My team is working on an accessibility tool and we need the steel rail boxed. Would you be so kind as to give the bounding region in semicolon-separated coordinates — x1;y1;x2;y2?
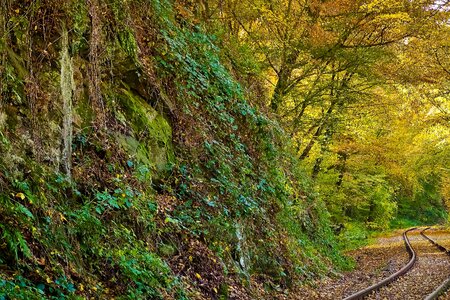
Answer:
421;227;450;300
420;227;450;255
342;228;417;300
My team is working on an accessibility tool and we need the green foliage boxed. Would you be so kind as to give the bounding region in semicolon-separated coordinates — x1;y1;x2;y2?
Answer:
367;185;397;230
0;277;46;300
390;217;421;229
317;167;398;234
107;0;139;61
0;224;31;262
0;49;26;106
396;174;447;225
0;274;84;300
0;191;34;262
112;247;181;299
147;0;347;282
94;187;134;214
337;222;369;250
68;0;89;55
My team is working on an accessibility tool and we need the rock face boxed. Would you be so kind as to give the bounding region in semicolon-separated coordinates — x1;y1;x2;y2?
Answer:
114;87;174;173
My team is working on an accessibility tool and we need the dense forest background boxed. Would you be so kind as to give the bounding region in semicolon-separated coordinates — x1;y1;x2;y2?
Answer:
0;0;448;299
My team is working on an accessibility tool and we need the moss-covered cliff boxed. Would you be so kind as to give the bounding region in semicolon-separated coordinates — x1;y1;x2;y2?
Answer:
0;0;347;299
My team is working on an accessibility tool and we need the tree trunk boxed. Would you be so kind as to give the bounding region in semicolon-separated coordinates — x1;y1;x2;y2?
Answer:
311;126;334;179
270;51;298;112
311;157;322;180
336;151;348;187
271;67;290;111
299;100;336;160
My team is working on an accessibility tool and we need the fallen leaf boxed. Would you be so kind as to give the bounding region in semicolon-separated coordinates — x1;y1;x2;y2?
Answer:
59;213;67;222
15;192;25;200
37;257;46;266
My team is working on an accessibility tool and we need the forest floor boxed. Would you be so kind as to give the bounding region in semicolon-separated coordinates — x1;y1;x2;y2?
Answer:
282;228;450;300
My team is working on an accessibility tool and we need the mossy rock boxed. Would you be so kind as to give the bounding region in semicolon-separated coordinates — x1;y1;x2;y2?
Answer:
72;57;94;130
1;45;27;106
6;46;28;81
157;243;176;257
113;87;174;174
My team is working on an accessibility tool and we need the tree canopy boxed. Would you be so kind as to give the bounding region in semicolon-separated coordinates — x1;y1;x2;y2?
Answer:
189;0;450;233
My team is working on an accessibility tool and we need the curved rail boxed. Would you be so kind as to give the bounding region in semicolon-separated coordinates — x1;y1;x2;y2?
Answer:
425;278;450;300
421;227;450;300
420;227;450;255
342;228;417;300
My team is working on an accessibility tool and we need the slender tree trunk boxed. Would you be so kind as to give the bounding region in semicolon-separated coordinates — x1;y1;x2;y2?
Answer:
311;157;322;180
311;127;333;179
299;100;336;160
336;151;348;187
299;124;323;160
299;70;354;160
296;100;308;122
289;100;309;139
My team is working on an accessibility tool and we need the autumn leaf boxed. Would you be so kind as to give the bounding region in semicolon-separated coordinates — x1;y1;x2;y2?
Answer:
59;213;67;222
15;192;25;200
37;257;46;266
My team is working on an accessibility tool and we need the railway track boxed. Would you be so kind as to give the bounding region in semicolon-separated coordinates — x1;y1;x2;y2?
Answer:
343;227;450;300
343;227;417;300
420;227;450;300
